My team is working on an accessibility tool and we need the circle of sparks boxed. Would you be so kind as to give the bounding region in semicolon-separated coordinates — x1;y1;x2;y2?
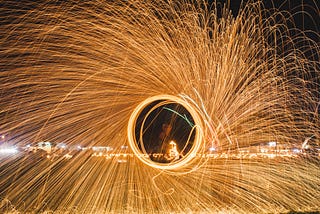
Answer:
127;94;203;170
0;0;319;212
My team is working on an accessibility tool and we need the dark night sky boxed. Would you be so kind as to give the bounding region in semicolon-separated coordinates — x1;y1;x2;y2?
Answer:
221;0;319;100
1;0;318;43
213;0;319;43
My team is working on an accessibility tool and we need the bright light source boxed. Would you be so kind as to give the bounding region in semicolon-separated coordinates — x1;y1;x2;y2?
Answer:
268;142;277;147
57;143;66;149
92;146;113;151
209;147;215;152
0;147;18;154
292;148;301;153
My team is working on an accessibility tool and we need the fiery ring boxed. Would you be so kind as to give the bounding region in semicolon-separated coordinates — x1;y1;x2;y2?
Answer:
127;94;204;170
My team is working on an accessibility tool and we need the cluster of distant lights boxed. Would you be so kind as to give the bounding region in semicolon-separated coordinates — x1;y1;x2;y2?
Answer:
0;135;319;159
0;147;318;159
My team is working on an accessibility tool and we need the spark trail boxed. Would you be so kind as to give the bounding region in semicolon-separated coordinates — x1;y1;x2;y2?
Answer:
0;0;319;213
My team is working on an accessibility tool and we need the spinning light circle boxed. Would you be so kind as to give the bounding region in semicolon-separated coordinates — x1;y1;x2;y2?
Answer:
127;95;203;170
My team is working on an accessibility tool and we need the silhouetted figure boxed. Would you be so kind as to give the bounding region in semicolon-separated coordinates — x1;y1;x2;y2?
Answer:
150;123;181;163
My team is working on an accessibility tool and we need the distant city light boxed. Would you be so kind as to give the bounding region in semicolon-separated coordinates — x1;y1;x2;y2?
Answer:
57;143;67;149
121;145;128;149
92;146;113;151
268;142;277;147
38;141;52;153
209;147;216;152
0;147;18;154
292;148;301;153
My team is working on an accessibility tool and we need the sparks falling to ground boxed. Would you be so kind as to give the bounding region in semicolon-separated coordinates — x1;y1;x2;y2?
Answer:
0;0;319;213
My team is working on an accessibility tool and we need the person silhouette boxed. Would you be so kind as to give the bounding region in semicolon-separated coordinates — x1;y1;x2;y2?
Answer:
151;123;173;162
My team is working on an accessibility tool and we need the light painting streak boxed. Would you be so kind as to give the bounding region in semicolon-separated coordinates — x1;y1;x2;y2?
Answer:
0;0;319;213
